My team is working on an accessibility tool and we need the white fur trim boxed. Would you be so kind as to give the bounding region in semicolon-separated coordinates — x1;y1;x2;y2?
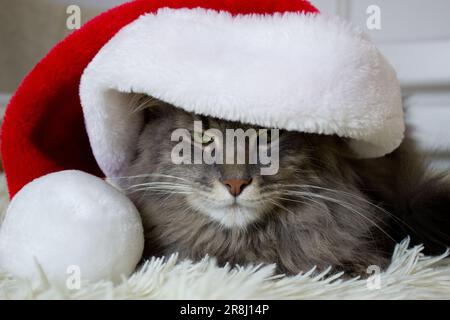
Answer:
80;8;404;177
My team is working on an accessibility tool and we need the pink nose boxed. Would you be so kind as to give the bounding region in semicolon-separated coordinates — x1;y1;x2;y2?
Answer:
222;179;252;197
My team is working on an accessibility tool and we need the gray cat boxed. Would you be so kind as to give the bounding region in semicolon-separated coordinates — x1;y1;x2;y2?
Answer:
117;95;450;276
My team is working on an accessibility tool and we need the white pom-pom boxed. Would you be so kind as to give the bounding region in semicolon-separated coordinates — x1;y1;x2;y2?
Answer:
0;170;144;286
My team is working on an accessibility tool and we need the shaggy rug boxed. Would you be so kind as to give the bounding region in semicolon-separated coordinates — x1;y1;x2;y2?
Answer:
0;173;449;300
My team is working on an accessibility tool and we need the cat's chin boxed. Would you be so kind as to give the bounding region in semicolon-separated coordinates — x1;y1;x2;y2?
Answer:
203;204;261;229
188;197;262;228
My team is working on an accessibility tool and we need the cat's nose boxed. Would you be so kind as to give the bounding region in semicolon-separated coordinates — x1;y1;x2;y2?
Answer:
222;179;252;197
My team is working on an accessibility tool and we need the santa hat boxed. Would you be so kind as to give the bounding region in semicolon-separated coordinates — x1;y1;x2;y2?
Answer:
1;0;404;198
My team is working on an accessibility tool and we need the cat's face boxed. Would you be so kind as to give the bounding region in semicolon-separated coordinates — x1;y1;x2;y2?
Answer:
121;98;350;229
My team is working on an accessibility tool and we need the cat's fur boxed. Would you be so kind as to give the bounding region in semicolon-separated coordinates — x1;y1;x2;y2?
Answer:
117;96;450;276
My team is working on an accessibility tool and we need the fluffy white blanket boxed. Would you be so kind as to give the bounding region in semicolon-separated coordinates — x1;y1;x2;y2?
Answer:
0;174;449;300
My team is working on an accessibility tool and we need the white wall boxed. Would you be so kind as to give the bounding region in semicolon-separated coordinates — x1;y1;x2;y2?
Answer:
46;0;129;8
314;0;450;168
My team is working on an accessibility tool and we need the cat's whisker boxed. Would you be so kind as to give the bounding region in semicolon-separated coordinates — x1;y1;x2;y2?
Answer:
110;173;190;183
272;194;375;240
267;199;308;230
128;186;192;192
278;183;418;233
123;179;193;191
125;188;192;196
129;187;192;193
272;184;389;226
280;189;385;227
272;196;333;220
124;182;193;198
127;186;192;192
128;95;163;115
126;190;193;198
124;182;192;191
279;190;396;242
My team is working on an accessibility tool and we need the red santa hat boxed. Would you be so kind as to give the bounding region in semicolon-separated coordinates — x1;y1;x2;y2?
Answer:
1;0;404;198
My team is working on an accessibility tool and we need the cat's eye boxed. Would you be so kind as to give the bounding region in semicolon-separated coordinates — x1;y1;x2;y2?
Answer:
193;131;214;146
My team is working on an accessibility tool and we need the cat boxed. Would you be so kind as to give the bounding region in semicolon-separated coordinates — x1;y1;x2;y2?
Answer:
116;95;450;276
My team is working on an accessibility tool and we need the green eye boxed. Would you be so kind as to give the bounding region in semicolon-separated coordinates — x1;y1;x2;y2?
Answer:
193;131;214;145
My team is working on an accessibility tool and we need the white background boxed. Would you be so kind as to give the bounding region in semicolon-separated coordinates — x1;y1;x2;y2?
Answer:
1;0;449;168
314;0;450;168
